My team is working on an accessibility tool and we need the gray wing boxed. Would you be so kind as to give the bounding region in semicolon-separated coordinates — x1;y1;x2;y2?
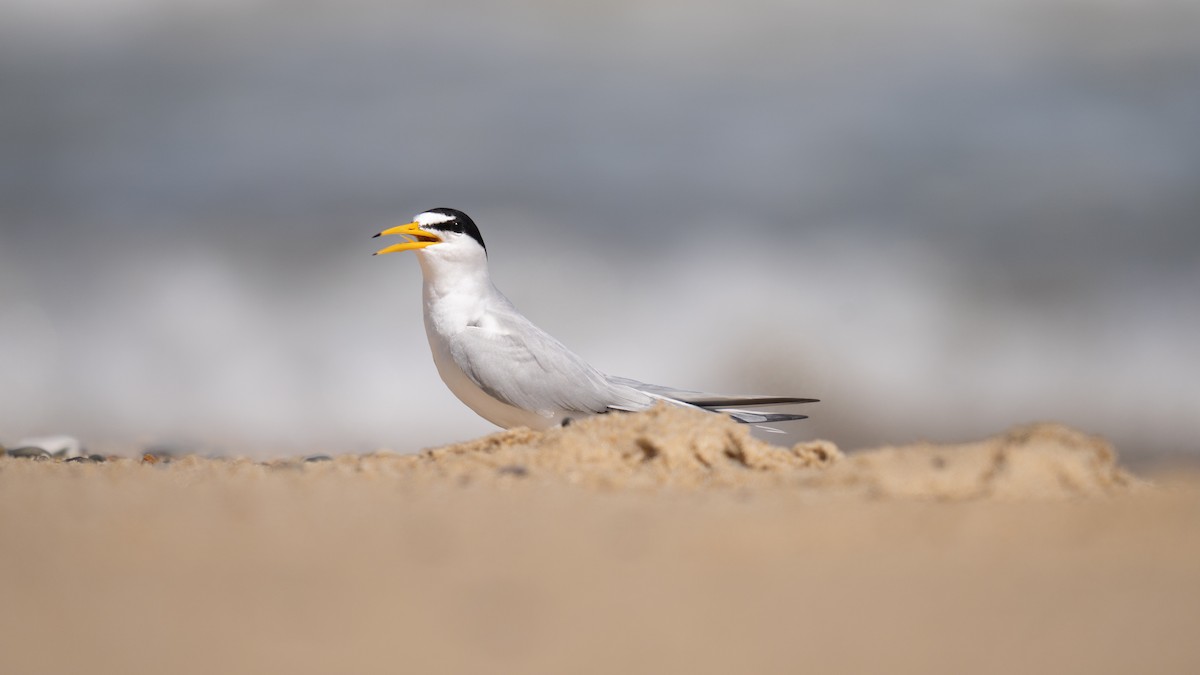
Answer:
447;302;652;416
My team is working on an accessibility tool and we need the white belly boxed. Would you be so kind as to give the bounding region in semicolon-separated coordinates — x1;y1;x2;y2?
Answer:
425;328;562;430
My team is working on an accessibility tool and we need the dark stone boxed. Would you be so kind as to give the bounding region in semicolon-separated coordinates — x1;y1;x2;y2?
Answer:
7;446;51;459
303;454;333;463
496;464;529;477
66;455;107;463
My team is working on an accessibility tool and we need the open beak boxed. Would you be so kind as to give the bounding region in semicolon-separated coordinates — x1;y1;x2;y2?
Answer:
372;221;443;255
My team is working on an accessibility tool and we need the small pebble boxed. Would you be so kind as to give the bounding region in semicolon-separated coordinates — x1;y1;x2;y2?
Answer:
303;454;333;463
7;446;51;460
14;435;84;458
497;464;529;477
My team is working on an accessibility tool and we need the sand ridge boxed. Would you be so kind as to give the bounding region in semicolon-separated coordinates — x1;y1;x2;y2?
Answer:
1;404;1136;499
295;404;1133;498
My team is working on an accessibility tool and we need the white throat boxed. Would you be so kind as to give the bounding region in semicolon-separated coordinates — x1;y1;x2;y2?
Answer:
415;243;492;302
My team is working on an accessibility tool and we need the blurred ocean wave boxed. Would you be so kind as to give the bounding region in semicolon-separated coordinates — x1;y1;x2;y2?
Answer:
1;0;1197;456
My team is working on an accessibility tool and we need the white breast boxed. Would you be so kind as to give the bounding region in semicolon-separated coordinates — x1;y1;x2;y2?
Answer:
420;275;564;430
423;322;561;430
414;241;620;430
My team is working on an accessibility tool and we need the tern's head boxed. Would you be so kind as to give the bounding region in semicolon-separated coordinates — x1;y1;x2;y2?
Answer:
372;208;487;262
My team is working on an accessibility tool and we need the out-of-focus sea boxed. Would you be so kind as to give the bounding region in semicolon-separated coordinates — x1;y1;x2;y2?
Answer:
1;0;1197;458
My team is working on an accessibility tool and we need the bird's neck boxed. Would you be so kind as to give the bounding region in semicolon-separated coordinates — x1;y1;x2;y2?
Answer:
417;254;495;308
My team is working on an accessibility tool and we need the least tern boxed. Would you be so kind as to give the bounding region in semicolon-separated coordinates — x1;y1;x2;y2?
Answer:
373;208;817;430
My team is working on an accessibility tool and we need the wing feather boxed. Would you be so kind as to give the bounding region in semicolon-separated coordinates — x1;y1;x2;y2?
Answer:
440;297;815;426
446;303;651;416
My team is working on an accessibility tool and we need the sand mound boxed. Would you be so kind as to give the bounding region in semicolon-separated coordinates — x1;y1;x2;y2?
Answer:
814;422;1136;499
382;403;840;489
307;404;1131;498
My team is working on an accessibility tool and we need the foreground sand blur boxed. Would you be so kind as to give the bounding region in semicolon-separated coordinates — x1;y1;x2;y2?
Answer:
1;406;1197;674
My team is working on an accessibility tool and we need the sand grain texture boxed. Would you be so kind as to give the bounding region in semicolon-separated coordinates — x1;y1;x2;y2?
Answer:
1;406;1196;675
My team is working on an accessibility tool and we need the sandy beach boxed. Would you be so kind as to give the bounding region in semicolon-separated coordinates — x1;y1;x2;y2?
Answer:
2;406;1197;675
4;1;1199;673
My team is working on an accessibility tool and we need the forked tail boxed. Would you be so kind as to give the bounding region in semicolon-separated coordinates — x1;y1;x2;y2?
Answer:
606;376;818;428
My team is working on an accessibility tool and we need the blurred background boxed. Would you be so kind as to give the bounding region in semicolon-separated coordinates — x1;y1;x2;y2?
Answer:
1;0;1196;461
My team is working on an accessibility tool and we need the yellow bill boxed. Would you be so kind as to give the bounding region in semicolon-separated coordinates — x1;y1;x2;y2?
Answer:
372;221;443;255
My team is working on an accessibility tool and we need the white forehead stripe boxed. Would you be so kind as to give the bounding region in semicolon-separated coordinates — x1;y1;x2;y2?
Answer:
414;211;456;226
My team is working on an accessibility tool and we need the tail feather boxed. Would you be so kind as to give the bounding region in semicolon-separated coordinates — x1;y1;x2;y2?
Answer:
607;376;817;426
719;409;810;424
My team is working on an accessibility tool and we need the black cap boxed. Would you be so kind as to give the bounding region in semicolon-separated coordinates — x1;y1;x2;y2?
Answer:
421;207;486;253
